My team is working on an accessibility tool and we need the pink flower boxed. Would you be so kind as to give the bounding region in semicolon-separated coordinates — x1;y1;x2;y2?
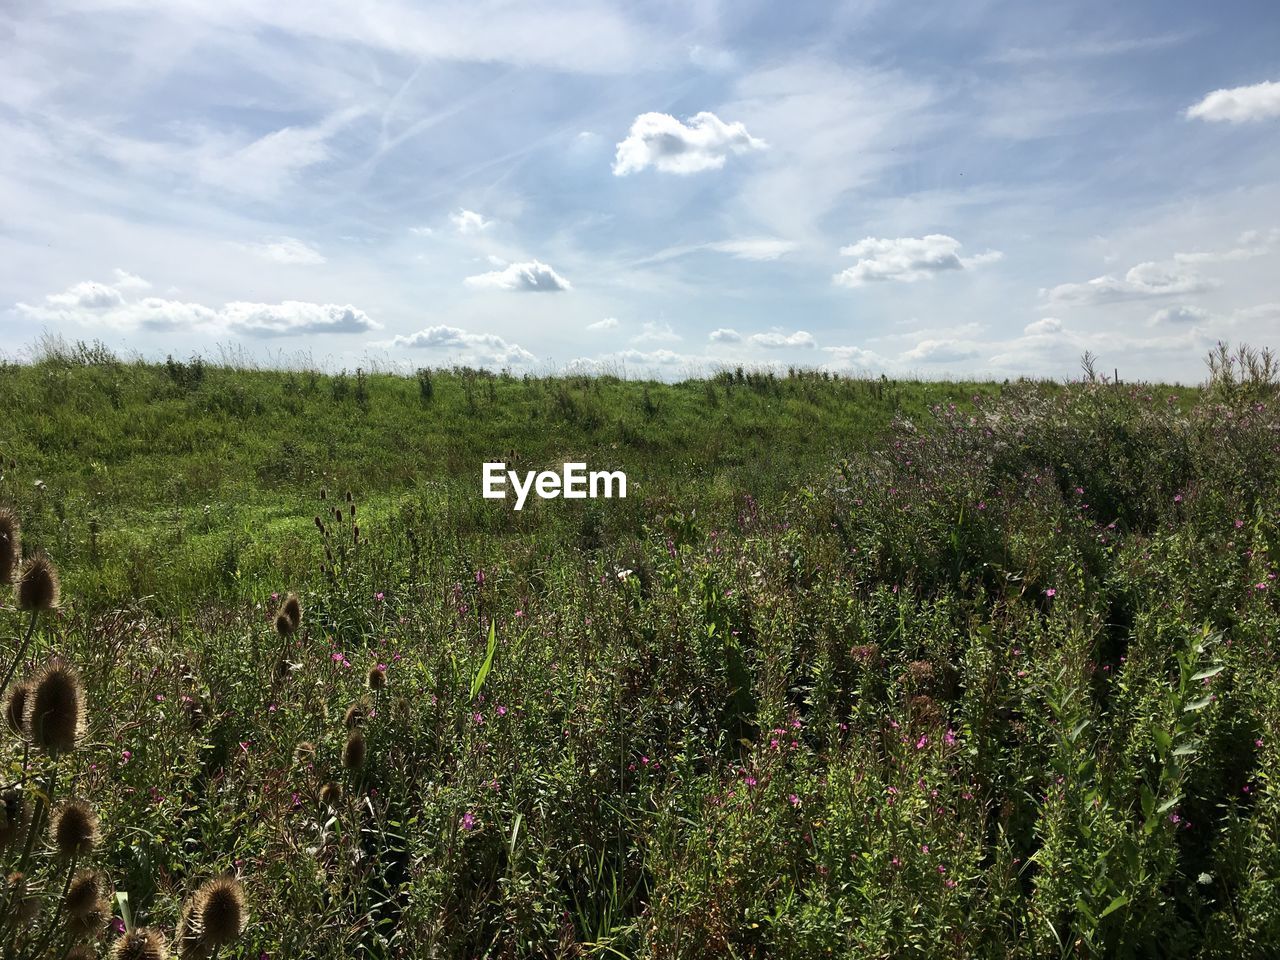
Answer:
459;811;477;831
789;793;801;807
496;705;508;717
1044;588;1056;598
1235;519;1245;529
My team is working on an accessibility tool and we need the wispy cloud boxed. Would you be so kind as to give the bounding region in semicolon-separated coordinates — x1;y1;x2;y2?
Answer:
239;236;326;265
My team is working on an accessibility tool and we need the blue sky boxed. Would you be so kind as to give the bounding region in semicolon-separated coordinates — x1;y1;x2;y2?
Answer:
2;0;1279;381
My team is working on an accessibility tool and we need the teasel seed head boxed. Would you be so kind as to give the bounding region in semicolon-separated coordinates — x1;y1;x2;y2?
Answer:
0;507;19;586
24;658;87;755
66;870;106;918
50;799;100;857
65;945;99;960
343;700;367;729
293;741;316;765
319;487;327;501
16;551;60;611
183;876;247;951
345;490;353;503
5;871;40;924
352;525;359;545
0;789;26;848
314;515;324;532
332;507;342;524
281;593;302;632
342;730;366;770
65;897;111;941
2;679;31;736
111;927;168;960
367;665;387;691
349;503;356;520
319;781;343;807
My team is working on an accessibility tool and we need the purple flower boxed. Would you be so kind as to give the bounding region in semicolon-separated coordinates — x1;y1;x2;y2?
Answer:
460;811;477;831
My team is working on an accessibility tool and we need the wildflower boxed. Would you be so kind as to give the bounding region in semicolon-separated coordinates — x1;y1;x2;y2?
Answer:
459;811;477;831
24;658;86;754
1044;588;1056;598
789;793;801;808
0;507;19;586
50;800;100;857
111;927;169;960
16;551;60;611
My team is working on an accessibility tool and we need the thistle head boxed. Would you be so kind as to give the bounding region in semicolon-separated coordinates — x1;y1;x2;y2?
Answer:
183;876;247;951
367;665;387;692
111;927;168;960
319;781;343;808
2;680;31;736
65;870;106;918
0;507;19;586
24;658;86;755
342;730;366;771
50;800;100;858
16;551;60;612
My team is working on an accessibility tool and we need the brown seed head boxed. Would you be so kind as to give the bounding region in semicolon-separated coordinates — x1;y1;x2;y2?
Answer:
0;507;19;586
65;898;111;941
111;927;168;960
65;945;99;960
343;701;367;729
66;870;106;918
319;781;343;807
6;871;40;924
342;731;366;770
2;680;30;736
367;665;387;691
281;593;301;632
50;800;100;857
24;658;86;754
16;552;60;611
293;741;316;765
188;876;247;949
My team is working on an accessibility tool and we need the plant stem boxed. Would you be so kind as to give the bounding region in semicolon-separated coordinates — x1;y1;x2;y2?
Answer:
0;611;39;703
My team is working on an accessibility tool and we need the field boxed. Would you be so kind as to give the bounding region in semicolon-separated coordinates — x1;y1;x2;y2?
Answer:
2;341;1279;958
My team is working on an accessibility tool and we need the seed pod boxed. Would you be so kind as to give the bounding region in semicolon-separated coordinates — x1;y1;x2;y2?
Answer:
2;680;31;736
367;665;387;691
111;927;168;960
319;781;343;807
342;731;366;771
179;876;246;955
50;800;100;857
16;552;60;611
65;870;106;918
24;658;86;755
343;701;367;729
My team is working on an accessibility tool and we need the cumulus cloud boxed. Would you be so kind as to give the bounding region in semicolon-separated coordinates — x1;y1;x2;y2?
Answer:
834;235;1001;287
709;238;797;260
901;338;981;363
824;345;886;368
613;111;766;175
631;321;682;344
111;269;151;290
1186;80;1280;122
464;260;571;292
1174;228;1280;264
1042;261;1216;305
748;330;817;349
1148;305;1213;327
238;236;326;265
587;317;619;331
384;325;536;366
709;328;742;343
1024;317;1063;335
17;275;379;337
451;209;493;234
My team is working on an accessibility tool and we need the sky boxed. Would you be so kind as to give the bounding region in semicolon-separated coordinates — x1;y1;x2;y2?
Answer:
2;0;1279;382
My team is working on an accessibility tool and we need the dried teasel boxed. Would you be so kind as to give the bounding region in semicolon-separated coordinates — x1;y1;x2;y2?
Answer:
2;679;31;736
367;665;387;692
178;876;246;956
281;593;302;632
49;799;100;858
66;898;111;941
5;871;40;924
24;658;86;754
342;730;366;771
319;781;343;807
0;507;19;586
343;700;367;729
65;870;106;918
65;945;99;960
293;741;316;765
16;551;60;612
111;927;168;960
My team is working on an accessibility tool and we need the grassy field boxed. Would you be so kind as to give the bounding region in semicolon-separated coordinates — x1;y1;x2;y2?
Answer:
2;341;1279;958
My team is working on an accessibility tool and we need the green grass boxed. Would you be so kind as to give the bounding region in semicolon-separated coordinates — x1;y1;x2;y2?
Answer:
6;342;1280;959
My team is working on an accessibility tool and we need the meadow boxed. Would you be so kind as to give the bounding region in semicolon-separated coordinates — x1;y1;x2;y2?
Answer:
1;339;1278;959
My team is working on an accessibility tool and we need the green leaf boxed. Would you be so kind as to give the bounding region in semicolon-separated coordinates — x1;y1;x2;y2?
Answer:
1099;895;1129;919
1140;784;1155;819
1152;726;1173;754
470;620;497;702
1191;665;1224;681
1172;742;1199;757
1184;695;1214;713
1157;795;1181;815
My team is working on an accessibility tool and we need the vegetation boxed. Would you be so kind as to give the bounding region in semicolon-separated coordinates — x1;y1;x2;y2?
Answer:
2;339;1279;958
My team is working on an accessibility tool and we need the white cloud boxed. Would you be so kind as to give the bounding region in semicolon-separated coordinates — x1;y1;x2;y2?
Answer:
901;338;981;363
1174;228;1280;264
587;317;619;331
709;328;742;343
240;236;326;265
18;276;379;337
1042;261;1216;305
111;269;150;290
464;260;571;292
1186;81;1280;123
1148;305;1213;327
221;301;378;337
708;238;797;260
383;325;536;366
834;235;1001;287
631;321;682;344
450;209;493;234
613;111;766;176
748;330;817;349
824;345;885;368
408;226;434;236
1024;317;1063;336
